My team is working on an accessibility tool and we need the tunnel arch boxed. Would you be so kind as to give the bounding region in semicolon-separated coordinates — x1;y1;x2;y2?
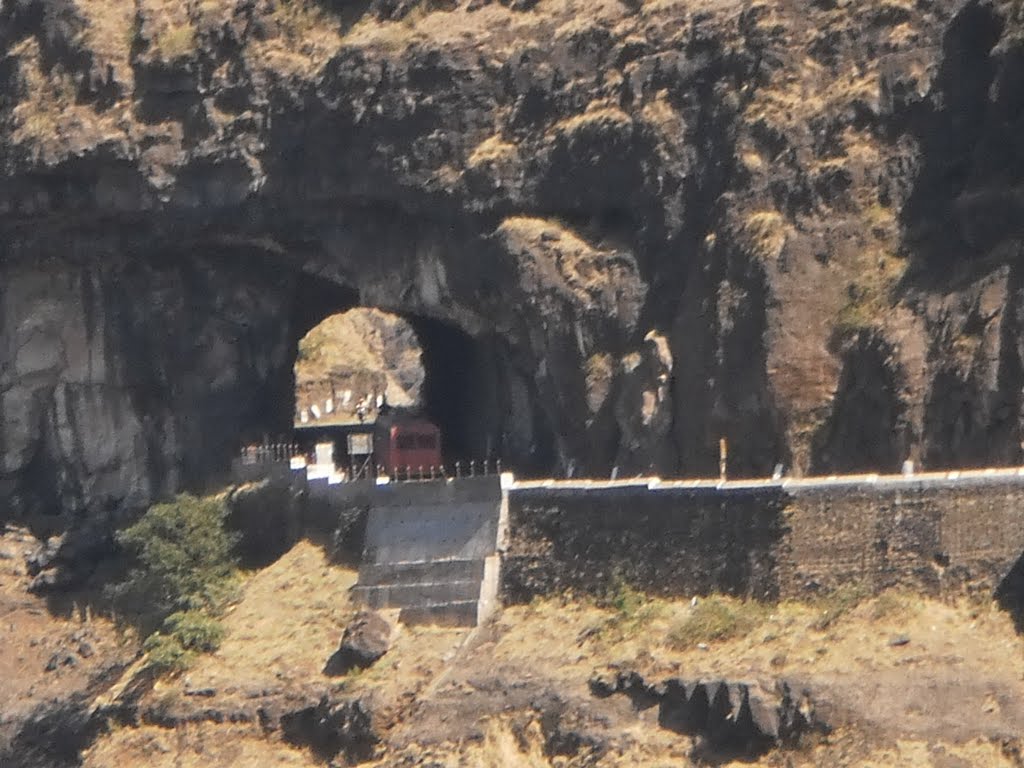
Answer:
273;270;556;475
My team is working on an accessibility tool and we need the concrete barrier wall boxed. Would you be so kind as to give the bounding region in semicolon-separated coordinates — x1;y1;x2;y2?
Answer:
306;478;376;532
503;476;1024;603
501;484;788;603
362;477;503;565
371;476;503;506
230;460;298;485
782;480;1024;597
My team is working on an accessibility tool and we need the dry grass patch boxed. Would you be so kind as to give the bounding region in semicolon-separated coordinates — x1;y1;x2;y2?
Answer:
742;209;787;262
804;583;868;631
464;719;552;767
553;103;633;137
77;0;136;75
82;723;319;767
246;0;343;75
10;39;79;145
181;540;359;690
667;596;768;649
153;23;197;61
868;590;919;622
833;250;907;337
468;135;519;168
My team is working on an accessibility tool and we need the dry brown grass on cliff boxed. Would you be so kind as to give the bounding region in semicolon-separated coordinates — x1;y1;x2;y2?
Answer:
84;724;318;767
154;24;197;61
182;540;358;689
0;528;134;753
460;720;553;767
552;102;633;137
9;38;127;158
76;1;135;73
242;0;343;75
468;135;519;168
741;210;787;262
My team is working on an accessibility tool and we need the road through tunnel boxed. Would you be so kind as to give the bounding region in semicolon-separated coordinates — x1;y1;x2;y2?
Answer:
285;279;555;476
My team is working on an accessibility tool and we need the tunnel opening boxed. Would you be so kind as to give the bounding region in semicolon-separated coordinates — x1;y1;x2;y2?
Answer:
294;308;426;426
410;315;496;465
288;300;539;474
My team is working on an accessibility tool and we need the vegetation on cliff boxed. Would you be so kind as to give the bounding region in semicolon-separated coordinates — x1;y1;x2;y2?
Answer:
107;493;239;671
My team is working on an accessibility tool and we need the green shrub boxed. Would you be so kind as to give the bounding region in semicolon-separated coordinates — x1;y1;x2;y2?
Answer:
142;633;193;673
606;575;645;621
108;493;238;674
163;610;226;652
574;574;666;646
667;596;766;648
109;493;239;621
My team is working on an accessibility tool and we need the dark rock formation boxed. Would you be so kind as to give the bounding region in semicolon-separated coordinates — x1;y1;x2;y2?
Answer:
324;610;394;676
226;476;303;567
25;517;117;594
278;695;379;762
590;668;823;761
0;662;139;768
5;0;1024;534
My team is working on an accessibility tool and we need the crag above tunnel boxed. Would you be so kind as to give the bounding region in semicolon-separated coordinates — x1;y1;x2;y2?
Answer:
5;0;1024;527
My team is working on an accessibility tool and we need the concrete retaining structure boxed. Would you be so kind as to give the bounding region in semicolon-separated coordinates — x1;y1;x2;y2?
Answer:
351;476;505;627
502;470;1024;604
232;456;1024;620
501;481;788;603
783;474;1024;597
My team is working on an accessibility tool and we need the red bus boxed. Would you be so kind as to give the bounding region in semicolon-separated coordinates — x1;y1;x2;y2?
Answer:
373;416;442;476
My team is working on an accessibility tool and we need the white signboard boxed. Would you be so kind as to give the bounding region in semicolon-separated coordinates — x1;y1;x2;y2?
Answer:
314;442;334;468
348;433;373;456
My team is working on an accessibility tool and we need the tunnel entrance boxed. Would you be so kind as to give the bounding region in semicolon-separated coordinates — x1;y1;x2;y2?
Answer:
216;262;559;483
411;315;496;464
289;303;520;471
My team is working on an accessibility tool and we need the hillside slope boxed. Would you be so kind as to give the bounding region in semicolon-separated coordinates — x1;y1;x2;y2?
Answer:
5;529;1024;766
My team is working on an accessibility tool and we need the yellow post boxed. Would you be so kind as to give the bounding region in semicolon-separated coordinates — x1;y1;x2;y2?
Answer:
719;437;728;481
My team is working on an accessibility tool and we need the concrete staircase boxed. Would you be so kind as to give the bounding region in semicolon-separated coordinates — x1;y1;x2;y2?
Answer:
352;557;499;627
350;476;506;627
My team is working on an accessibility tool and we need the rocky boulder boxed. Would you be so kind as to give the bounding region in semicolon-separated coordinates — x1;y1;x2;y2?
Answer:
279;695;378;763
324;611;395;676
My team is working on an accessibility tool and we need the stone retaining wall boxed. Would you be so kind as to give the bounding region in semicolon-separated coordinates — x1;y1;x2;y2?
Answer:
502;476;1024;603
783;478;1024;598
500;483;788;603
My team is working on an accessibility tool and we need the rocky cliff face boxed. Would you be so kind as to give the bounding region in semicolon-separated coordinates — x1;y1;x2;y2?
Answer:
3;0;1024;527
